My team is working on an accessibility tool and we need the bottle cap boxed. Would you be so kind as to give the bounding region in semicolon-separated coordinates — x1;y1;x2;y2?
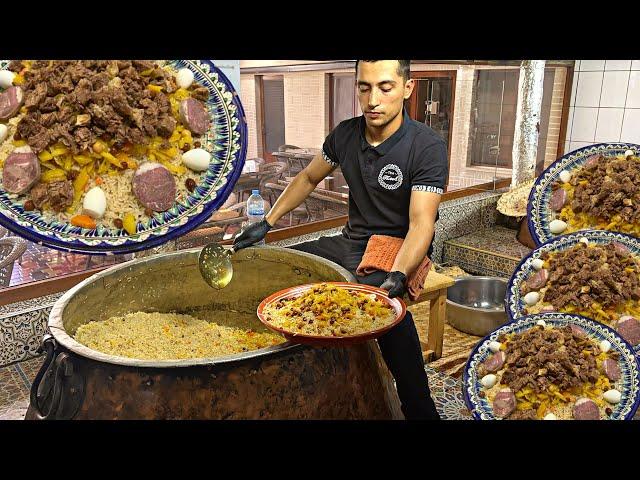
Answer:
252;189;260;195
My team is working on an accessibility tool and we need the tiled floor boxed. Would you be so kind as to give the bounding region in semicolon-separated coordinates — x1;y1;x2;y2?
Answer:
0;355;470;420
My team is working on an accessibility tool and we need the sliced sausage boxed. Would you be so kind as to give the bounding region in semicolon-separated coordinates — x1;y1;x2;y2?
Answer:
132;162;176;212
584;154;600;169
482;351;506;373
2;146;41;194
573;397;600;420
179;98;209;135
616;316;640;346
550;188;568;211
0;86;24;121
493;389;516;418
570;325;587;339
602;358;621;382
612;242;630;257
526;269;549;290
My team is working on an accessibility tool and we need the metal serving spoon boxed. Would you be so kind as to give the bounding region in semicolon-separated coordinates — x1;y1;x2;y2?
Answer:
198;242;236;289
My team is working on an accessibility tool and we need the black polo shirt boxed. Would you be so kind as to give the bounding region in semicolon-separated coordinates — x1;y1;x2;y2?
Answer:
322;109;448;257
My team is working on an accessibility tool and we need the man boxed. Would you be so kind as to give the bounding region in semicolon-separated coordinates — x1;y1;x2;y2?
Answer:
233;60;448;420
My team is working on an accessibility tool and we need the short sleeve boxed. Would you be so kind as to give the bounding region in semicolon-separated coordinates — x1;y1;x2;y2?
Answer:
410;141;448;195
321;128;340;168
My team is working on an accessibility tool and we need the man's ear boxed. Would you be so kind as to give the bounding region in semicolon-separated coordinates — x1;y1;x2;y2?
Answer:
404;78;415;100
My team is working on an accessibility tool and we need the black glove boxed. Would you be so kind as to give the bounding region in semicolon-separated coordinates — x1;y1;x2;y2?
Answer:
379;271;407;299
233;218;272;251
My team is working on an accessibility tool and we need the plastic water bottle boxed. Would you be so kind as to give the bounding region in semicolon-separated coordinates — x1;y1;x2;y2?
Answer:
246;189;266;245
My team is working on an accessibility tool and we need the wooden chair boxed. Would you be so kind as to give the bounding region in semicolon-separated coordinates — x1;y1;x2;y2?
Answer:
0;236;27;288
405;271;456;362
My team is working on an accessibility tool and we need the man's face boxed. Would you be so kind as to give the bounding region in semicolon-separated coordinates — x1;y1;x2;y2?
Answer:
356;61;414;129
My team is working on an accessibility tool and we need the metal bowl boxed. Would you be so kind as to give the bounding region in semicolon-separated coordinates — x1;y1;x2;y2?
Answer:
446;276;508;336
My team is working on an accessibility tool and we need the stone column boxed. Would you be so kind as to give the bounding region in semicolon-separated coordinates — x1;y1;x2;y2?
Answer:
511;60;546;187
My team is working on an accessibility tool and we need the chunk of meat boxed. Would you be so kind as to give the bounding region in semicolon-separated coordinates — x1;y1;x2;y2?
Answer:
47;180;74;212
573;397;600;420
179;98;209;135
132;163;176;212
1;147;41;194
29;182;49;209
492;389;516;418
0;86;24;121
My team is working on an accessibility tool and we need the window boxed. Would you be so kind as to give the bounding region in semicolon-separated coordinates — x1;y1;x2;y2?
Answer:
468;68;556;169
329;73;359;129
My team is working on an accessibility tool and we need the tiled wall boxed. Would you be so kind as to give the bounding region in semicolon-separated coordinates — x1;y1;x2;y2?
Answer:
241;75;258;159
566;60;640;152
283;72;327;148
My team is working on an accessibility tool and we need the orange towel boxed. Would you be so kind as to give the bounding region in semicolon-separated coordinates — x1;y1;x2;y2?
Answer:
356;235;432;301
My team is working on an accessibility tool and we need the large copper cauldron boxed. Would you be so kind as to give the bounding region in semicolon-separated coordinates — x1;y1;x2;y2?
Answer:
25;246;403;420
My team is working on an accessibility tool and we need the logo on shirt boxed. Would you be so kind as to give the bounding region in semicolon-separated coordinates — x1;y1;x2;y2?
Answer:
378;164;403;190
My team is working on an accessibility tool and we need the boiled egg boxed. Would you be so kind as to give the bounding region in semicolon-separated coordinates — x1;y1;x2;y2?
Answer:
536;319;547;327
176;68;194;89
531;258;544;271
549;219;567;234
82;186;107;219
0;124;8;143
181;148;210;172
579;237;589;245
603;389;621;404
480;374;497;389
559;170;571;183
599;340;611;353
625;149;635;158
488;341;502;353
524;291;540;306
543;413;557;420
0;70;15;89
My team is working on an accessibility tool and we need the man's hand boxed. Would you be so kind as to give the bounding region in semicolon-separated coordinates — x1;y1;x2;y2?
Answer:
233;219;272;251
379;271;407;299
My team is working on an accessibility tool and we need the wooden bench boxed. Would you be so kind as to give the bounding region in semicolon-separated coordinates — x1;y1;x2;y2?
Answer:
405;271;455;362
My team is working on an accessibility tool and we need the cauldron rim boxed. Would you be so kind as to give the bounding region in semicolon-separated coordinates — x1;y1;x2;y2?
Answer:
48;245;355;368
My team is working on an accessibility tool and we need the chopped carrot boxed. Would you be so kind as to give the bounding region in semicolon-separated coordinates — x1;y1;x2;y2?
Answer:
95;176;103;185
70;215;96;230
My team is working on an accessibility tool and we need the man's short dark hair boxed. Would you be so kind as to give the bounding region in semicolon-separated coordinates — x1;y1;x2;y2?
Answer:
355;60;411;82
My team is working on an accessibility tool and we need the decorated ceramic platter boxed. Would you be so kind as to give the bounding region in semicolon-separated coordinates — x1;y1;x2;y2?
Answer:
527;142;640;246
463;312;640;420
257;282;406;347
505;229;640;352
0;60;246;254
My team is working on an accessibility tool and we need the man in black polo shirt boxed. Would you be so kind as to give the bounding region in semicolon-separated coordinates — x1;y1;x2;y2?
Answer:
233;60;448;420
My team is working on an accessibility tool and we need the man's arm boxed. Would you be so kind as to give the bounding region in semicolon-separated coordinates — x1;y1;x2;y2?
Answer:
264;152;335;226
391;190;441;276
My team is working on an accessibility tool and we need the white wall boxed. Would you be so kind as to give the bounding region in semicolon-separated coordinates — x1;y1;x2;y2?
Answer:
566;60;640;152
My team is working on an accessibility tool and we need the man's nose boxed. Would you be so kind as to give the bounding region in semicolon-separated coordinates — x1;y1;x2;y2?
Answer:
368;89;380;108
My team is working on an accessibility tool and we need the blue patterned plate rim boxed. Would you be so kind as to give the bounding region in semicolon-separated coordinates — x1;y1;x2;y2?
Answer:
0;60;246;255
527;142;640;247
462;312;640;420
504;229;640;353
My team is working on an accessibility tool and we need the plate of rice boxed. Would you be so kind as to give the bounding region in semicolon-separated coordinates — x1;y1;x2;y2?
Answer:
505;230;640;352
463;312;640;420
527;142;640;246
0;60;246;254
257;282;406;346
